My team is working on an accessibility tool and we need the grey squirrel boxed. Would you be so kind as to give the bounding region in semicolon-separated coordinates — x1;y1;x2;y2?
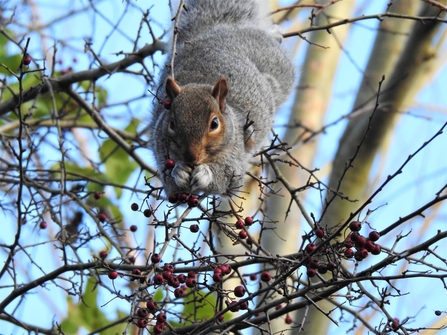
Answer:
150;0;295;197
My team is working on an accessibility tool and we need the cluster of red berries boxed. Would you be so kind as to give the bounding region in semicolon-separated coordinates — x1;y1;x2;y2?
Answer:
135;302;167;333
235;216;254;240
343;221;381;261
212;264;232;282
303;231;337;277
152;264;196;295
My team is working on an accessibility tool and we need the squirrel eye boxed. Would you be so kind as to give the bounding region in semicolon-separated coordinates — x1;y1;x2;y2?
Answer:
210;117;219;131
169;118;175;131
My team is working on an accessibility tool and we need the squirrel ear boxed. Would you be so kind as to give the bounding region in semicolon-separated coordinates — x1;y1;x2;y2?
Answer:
165;77;182;100
212;78;229;112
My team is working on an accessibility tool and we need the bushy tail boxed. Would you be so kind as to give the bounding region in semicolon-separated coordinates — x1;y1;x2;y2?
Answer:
179;0;261;38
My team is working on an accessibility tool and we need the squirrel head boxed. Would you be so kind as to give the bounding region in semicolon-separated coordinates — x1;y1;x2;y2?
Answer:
164;77;229;166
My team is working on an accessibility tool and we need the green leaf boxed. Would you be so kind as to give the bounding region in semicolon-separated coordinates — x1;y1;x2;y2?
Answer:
181;289;217;325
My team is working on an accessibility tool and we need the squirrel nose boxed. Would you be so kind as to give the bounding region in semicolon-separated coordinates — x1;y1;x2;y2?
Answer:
184;148;200;165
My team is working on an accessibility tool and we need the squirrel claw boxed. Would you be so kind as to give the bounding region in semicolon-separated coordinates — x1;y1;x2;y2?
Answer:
171;162;192;188
190;165;213;192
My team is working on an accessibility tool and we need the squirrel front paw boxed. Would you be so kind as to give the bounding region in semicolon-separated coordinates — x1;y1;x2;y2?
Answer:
190;164;213;192
171;162;192;189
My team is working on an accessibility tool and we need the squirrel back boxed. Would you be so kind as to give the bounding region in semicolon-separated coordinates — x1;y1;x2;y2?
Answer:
150;0;295;197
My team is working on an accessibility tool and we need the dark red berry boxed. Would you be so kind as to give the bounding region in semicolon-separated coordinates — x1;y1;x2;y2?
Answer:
146;300;158;311
308;258;319;269
163;100;172;110
164;158;175;169
143;209;152;217
234;285;245;297
128;256;136;264
239;301;248;310
108;271;118;280
314;228;325;238
275;303;283;310
185;277;196;288
174;287;185;298
98;213;107;222
131;203;139;211
93;191;102;200
369;231;380;242
216;312;225;322
137;307;149;318
305;243;317;253
162;270;172;281
212;273;223;282
190;224;199;233
327;261;337;271
39;221;47;229
136;318;148;328
239;230;247;239
130;225;138;232
349;221;361;231
350;232;360;242
153;323;164;334
229;301;240;312
132;269;142;276
168;276;180;288
153;274;164;285
187;271;196;278
156;313;167;323
371;244;381;255
177;274;186;283
151;253;161;263
220;264;231;275
344;248;354;258
260;271;271;282
365;240;375;252
99;250;108;259
179;193;189;203
164;263;174;271
22;54;32;65
235;219;244;229
187;196;199;207
344;235;354;248
354;235;366;248
168;193;179;203
390;318;399;330
307;268;316;277
244;216;254;226
358;248;369;259
285;315;293;324
249;273;257;281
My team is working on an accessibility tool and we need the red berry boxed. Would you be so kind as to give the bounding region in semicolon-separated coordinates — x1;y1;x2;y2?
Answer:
39;221;47;229
229;301;240;312
151;253;161;263
239;230;247;239
128;256;136;264
349;221;361;231
235;219;244;229
131;203;139;211
93;191;102;200
185;277;196;288
344;248;354;258
137;307;149;318
358;248;369;259
350;232;360;242
130;225;138;232
354;235;366;248
220;264;231;275
369;231;380;241
143;209;152;217
162;270;172;281
314;228;325;238
305;243;317;253
177;274;186;283
153;274;164;285
164;158;175;169
244;216;254;226
390;318;399;330
22;54;32;65
249;273;257;281
275;303;283;310
146;300;158;311
308;258;319;269
365;240;375;252
187;196;199;207
136;318;148;329
212;273;223;282
187;271;196;278
179;193;189;203
163;100;172;110
168;276;180;288
216;312;225;322
99;250;108;259
344;235;354;248
168;193;179;203
285;315;293;324
327;261;337;271
174;287;185;298
108;271;118;280
163;263;175;271
153;324;164;334
307;268;316;277
239;301;248;310
190;224;199;233
156;313;167;323
371;244;381;255
260;271;271;282
98;213;107;222
234;285;245;297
